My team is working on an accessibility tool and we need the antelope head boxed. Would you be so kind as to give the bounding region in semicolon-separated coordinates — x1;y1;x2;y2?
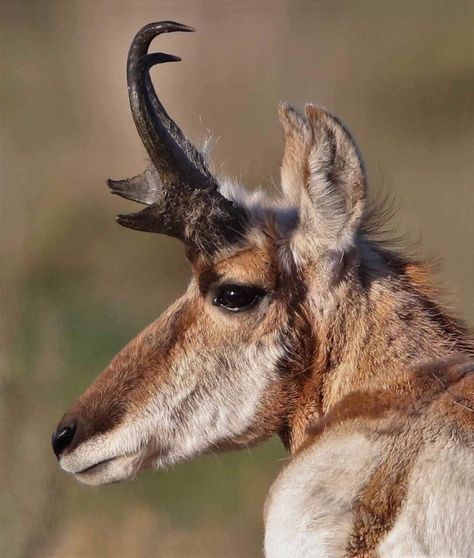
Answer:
52;21;366;485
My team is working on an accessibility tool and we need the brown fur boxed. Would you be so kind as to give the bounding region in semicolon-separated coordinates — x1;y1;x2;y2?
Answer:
297;357;474;556
54;92;473;556
57;102;474;463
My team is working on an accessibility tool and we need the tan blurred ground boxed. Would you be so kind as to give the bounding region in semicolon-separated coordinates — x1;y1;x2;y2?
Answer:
1;1;473;557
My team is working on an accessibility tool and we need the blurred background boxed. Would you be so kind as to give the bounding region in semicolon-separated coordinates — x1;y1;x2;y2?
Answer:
1;1;473;556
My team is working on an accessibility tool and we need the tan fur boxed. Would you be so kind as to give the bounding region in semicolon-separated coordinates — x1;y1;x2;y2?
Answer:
54;101;473;556
298;358;474;557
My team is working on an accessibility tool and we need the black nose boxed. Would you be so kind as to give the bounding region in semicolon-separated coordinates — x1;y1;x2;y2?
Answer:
51;422;77;458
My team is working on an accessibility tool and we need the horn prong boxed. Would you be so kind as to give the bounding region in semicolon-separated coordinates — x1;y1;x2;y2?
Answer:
108;21;247;254
142;53;181;69
115;208;161;232
107;178;153;206
116;204;183;238
107;165;162;206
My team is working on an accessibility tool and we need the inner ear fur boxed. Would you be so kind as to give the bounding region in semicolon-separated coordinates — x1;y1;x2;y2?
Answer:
279;103;367;252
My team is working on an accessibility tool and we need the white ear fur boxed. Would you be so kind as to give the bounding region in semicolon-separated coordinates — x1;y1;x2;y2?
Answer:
279;103;367;254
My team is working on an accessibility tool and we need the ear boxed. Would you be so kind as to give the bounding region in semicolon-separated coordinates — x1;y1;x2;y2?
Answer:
278;103;367;255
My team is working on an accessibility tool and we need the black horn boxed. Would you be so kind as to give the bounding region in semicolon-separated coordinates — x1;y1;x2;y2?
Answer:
107;21;246;254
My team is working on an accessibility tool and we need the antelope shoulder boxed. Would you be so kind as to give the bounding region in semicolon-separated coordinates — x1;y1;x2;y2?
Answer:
265;358;474;558
265;430;383;558
379;439;474;558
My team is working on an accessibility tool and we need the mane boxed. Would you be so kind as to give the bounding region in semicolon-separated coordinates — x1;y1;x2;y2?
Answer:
358;190;474;358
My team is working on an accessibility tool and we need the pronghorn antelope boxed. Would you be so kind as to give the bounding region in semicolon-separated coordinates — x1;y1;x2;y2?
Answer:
52;21;474;557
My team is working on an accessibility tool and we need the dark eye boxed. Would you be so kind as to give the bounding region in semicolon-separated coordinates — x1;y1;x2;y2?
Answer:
213;284;265;312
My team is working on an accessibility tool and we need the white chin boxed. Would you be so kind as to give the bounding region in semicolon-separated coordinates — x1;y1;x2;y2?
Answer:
73;455;140;486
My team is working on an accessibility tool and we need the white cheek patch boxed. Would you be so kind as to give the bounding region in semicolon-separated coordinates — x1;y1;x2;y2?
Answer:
60;336;283;480
146;339;284;467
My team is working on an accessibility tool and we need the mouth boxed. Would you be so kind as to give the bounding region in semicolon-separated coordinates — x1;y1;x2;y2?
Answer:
68;454;140;485
75;457;116;475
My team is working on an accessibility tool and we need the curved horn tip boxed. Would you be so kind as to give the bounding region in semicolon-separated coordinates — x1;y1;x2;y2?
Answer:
154;21;195;33
137;21;195;39
129;21;196;62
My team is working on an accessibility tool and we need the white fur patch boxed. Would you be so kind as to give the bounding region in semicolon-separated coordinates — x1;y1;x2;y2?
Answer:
265;431;381;558
378;437;474;558
60;337;283;483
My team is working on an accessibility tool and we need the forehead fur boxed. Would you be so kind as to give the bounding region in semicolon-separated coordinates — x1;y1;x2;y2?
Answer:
186;181;302;293
214;246;278;287
219;177;299;237
193;237;280;293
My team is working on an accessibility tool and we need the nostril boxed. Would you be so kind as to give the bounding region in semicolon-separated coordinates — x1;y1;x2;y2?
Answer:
51;422;77;458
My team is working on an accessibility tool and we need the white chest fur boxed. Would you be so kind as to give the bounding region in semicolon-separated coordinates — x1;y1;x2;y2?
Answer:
264;432;381;558
264;429;474;558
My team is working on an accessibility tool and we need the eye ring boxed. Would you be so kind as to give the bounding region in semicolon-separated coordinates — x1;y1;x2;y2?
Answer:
213;284;266;313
